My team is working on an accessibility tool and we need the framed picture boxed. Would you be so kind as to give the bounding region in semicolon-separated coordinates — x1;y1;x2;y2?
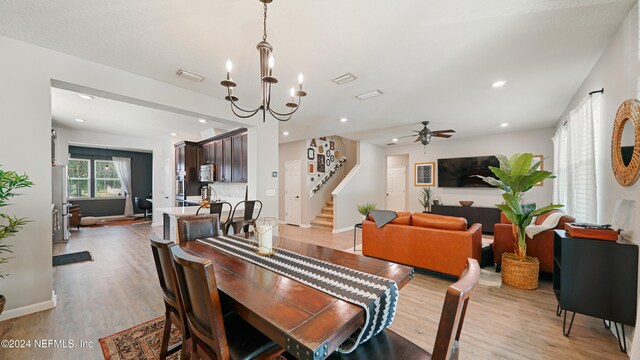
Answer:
317;154;326;173
533;155;544;186
307;148;315;160
415;162;435;186
307;161;315;175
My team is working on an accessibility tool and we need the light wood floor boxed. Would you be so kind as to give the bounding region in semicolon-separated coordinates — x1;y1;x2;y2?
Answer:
0;223;628;359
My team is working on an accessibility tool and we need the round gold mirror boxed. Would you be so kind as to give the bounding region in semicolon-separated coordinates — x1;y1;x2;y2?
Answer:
612;99;640;186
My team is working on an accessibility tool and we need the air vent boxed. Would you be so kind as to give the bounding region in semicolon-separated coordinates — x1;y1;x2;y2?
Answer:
356;90;383;100
331;73;357;85
386;143;397;146
176;69;206;82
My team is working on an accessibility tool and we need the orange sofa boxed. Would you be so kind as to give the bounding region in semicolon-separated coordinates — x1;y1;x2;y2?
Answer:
493;211;575;273
362;212;482;277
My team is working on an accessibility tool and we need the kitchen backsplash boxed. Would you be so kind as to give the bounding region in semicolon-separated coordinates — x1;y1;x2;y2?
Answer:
209;183;247;199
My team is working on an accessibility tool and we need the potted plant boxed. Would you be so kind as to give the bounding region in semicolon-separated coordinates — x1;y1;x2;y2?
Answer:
418;186;434;213
474;153;562;290
356;202;377;220
0;167;33;315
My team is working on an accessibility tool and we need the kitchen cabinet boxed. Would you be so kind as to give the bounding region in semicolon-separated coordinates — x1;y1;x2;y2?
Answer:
231;133;248;182
202;143;215;165
222;137;232;182
213;140;224;181
187;128;248;183
174;141;201;199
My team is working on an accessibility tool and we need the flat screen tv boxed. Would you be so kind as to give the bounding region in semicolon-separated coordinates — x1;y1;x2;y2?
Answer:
438;155;499;188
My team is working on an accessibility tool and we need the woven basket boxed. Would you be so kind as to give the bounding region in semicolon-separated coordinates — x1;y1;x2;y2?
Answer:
501;253;539;290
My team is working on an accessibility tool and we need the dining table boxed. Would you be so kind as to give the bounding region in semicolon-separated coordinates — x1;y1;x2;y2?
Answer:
181;234;414;360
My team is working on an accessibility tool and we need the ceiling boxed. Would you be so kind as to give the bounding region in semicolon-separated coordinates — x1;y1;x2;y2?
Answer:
51;87;235;142
1;0;634;145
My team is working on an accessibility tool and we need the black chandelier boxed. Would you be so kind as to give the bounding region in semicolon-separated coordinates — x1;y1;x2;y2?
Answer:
221;0;307;122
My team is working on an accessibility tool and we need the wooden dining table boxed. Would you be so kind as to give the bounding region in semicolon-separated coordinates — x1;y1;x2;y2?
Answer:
181;235;414;360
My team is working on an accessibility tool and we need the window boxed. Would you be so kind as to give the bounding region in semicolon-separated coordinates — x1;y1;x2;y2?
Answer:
68;159;90;198
94;160;122;197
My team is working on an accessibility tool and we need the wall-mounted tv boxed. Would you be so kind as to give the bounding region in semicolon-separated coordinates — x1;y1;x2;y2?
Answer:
438;155;499;188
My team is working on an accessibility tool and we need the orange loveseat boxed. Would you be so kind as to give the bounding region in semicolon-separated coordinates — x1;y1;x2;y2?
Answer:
493;211;575;273
362;212;482;277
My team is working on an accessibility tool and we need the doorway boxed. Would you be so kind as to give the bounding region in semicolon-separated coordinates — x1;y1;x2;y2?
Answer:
387;167;406;211
284;160;302;225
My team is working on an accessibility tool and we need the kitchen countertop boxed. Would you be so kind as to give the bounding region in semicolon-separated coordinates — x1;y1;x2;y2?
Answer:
158;197;246;217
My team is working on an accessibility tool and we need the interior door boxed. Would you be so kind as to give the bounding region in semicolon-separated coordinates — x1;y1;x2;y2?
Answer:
285;160;302;225
386;167;406;211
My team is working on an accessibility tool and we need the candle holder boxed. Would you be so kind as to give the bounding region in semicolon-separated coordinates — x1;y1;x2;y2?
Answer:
253;217;280;256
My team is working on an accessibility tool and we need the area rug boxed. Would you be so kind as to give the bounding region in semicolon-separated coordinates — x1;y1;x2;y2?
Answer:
84;218;151;228
52;251;93;267
99;316;182;360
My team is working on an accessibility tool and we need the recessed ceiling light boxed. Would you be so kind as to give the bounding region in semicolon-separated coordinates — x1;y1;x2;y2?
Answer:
176;68;206;82
170;133;178;136
492;80;507;88
74;118;86;123
356;90;383;100
79;94;94;100
340;118;348;123
392;138;398;142
282;131;290;136
198;119;207;123
500;123;509;127
331;73;357;85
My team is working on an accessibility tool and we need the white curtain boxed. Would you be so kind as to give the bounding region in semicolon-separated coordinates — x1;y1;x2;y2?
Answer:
552;94;600;223
112;157;134;218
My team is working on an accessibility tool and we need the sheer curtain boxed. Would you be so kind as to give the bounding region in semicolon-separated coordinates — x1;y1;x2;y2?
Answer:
112;157;134;218
552;94;601;223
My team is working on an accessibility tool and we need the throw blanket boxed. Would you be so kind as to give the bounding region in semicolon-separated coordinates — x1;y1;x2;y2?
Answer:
368;210;398;228
197;235;399;353
525;212;565;238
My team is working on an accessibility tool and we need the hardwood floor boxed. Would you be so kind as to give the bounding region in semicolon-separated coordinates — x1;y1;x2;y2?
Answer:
0;223;628;359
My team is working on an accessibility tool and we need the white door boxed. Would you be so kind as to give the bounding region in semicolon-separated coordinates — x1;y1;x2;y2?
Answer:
387;167;406;211
285;160;302;225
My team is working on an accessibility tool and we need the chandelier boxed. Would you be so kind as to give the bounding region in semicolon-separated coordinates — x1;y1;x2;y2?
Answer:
221;0;307;122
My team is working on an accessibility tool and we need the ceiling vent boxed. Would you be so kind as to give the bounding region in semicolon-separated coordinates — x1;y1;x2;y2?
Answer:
176;69;206;82
386;143;397;146
356;90;383;100
331;73;357;85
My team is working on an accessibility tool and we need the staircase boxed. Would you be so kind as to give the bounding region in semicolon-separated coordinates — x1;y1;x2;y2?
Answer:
310;199;334;230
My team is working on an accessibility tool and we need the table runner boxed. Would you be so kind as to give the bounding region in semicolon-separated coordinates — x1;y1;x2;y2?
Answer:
197;235;399;353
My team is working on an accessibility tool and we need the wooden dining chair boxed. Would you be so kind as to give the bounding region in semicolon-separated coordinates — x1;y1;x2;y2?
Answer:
177;214;222;243
149;235;190;360
227;200;262;235
170;245;283;360
328;258;480;360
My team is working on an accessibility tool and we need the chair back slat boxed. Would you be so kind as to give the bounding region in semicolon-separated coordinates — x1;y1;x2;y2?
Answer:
210;201;233;233
431;258;480;360
177;214;221;243
171;246;230;360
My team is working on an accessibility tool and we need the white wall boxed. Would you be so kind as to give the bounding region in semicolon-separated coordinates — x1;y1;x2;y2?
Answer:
0;34;278;318
333;142;387;231
385;128;555;212
555;3;640;354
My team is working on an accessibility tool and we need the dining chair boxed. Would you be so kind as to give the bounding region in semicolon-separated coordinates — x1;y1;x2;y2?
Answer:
227;200;262;235
170;245;283;360
210;201;233;235
177;214;222;243
327;258;480;360
149;235;189;360
134;196;153;220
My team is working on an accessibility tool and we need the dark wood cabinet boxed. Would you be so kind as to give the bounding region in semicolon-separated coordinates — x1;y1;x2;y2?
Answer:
431;204;500;234
213;140;223;181
221;137;232;182
174;141;201;198
231;133;248;182
202;143;215;165
553;230;637;349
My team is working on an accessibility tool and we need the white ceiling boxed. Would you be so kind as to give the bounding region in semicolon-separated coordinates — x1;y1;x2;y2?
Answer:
51;88;235;141
1;0;634;145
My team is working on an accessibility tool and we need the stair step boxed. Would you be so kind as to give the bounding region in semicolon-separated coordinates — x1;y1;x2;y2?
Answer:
321;207;334;214
310;219;333;230
317;213;334;221
327;200;334;206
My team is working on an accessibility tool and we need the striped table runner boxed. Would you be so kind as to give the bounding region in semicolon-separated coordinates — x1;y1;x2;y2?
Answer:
197;235;399;353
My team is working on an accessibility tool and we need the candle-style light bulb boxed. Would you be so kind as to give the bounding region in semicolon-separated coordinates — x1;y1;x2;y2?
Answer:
298;73;304;84
268;55;275;69
290;86;295;98
225;58;233;73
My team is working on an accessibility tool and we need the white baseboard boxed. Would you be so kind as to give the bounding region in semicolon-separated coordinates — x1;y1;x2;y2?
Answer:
300;224;311;229
0;291;57;322
332;227;353;233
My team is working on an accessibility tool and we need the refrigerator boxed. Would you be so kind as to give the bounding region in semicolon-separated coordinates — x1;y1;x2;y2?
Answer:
52;165;70;243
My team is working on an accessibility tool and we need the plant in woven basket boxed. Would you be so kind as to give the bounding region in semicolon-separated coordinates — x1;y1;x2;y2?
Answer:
0;167;33;279
474;153;563;260
418;186;435;213
356;202;377;217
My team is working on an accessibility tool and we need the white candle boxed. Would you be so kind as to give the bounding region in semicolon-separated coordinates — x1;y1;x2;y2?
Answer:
257;225;272;254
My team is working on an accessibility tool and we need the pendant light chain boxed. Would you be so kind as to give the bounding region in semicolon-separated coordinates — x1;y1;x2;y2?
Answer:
262;3;268;41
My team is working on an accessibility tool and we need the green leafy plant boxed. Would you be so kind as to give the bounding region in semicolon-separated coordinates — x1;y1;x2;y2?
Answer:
418;186;434;212
356;202;377;217
474;153;562;260
0;167;33;279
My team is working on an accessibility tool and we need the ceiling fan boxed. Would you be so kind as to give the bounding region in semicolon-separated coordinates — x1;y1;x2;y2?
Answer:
398;121;456;146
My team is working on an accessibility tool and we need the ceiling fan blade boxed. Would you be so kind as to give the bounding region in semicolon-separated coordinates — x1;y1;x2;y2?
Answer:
432;129;456;133
414;137;421;142
397;135;415;139
432;133;453;138
411;130;421;133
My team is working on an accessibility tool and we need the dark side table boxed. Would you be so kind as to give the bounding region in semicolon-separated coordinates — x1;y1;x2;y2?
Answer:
353;223;363;252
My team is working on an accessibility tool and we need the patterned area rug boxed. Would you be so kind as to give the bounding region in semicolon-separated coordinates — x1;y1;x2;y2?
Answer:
99;317;182;360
